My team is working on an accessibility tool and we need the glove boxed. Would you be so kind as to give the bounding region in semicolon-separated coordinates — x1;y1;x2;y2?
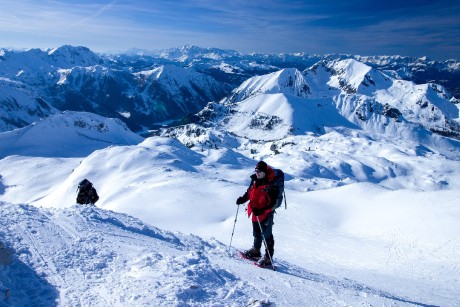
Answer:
252;207;265;216
236;196;246;205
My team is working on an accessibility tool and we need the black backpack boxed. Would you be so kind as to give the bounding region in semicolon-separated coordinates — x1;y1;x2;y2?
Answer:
76;179;99;205
270;168;286;210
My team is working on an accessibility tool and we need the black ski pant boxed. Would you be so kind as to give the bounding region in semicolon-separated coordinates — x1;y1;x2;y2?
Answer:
252;212;274;257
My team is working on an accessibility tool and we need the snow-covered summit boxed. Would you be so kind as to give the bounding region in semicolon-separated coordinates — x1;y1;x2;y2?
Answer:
47;45;102;68
228;68;311;103
133;64;231;117
326;59;393;95
158;45;241;62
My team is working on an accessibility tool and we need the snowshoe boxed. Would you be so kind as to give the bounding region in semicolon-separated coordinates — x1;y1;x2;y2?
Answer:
238;247;261;261
255;254;275;270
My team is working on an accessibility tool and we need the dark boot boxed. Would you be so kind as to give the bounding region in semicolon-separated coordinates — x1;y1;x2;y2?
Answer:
257;236;274;267
243;247;261;260
257;253;272;267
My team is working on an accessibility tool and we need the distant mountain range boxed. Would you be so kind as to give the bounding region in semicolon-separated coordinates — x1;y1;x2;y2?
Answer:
0;45;459;141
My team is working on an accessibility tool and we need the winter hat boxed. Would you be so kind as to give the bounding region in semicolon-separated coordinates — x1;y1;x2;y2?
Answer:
255;161;268;172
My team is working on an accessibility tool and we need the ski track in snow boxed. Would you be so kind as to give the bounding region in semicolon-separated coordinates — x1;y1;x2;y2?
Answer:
0;202;441;306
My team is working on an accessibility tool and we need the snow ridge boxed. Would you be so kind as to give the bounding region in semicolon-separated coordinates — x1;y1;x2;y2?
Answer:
0;111;143;158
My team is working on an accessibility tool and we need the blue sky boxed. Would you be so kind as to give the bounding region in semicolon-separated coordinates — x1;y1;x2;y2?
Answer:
0;0;459;60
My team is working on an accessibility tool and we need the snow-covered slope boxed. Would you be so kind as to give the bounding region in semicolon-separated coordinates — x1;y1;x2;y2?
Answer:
0;77;57;131
0;130;459;305
134;64;231;117
0;111;143;158
1;126;459;305
5;202;450;306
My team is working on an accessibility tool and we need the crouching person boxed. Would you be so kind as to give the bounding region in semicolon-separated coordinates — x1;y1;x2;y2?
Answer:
76;179;99;206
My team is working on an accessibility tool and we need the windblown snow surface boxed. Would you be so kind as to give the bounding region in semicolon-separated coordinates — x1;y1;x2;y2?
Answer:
0;110;460;306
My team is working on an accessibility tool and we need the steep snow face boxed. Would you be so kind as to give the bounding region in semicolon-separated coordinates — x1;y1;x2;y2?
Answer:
47;45;102;68
135;64;230;114
303;61;340;98
328;59;371;92
374;80;459;132
228;68;311;102
0;78;57;131
56;65;112;87
221;93;356;141
224;93;294;140
327;59;393;95
0;111;143;158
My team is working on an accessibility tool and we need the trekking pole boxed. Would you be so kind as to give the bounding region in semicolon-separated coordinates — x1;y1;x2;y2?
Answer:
256;216;275;270
228;204;241;254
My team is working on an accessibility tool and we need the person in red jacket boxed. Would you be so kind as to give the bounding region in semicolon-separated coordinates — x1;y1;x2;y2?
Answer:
236;161;279;267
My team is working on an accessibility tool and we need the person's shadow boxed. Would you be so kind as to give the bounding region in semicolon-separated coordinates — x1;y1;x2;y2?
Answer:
1;248;58;306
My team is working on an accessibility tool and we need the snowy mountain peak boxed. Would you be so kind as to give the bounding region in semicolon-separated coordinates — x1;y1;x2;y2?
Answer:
132;64;231;118
135;66;164;80
327;59;392;94
159;45;240;61
228;68;311;103
136;64;200;82
47;45;102;68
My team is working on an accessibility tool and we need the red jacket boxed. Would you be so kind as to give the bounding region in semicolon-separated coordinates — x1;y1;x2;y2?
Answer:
247;166;276;222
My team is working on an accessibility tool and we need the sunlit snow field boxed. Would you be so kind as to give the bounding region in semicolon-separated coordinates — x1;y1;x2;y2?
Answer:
1;122;459;305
